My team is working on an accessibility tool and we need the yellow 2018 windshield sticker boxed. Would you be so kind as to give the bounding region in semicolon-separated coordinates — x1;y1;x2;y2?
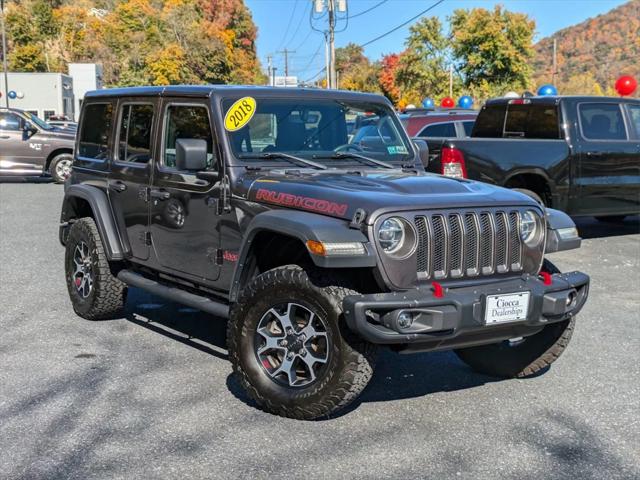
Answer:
224;97;256;131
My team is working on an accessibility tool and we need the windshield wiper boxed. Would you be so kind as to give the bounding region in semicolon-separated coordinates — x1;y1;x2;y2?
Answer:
239;152;328;170
324;152;395;169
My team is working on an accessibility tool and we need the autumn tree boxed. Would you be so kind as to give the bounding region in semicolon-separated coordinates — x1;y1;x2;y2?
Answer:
335;43;380;93
378;53;402;105
450;6;535;99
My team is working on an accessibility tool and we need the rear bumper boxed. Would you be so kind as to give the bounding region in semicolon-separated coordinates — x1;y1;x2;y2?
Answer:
343;271;589;353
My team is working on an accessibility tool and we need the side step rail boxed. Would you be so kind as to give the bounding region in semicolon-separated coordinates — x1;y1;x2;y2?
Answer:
117;270;230;318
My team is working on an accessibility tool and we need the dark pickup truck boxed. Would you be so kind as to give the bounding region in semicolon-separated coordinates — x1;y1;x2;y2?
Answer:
419;96;640;220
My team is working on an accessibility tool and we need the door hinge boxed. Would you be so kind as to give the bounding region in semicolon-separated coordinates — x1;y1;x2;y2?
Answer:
138;187;150;202
139;231;152;246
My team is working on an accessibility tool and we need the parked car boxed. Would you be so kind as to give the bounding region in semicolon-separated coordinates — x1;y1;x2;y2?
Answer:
0;107;76;182
59;86;589;420
402;109;478;138
422;96;640;221
47;120;78;130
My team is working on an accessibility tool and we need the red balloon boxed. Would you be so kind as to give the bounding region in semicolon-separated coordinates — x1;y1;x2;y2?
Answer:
441;97;455;108
615;76;637;96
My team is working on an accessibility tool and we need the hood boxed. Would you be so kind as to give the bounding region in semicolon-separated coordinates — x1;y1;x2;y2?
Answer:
243;169;538;222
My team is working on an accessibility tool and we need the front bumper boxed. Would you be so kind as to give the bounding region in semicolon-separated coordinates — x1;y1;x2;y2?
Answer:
343;271;589;353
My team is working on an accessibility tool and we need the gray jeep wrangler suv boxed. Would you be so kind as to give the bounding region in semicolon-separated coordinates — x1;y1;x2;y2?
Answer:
59;86;589;419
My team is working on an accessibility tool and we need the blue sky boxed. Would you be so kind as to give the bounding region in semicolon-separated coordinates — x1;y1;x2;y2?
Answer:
245;0;629;82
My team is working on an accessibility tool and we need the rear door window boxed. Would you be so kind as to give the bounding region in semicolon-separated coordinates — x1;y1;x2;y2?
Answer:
417;122;457;138
504;104;560;139
579;103;627;140
79;103;114;160
117;104;154;164
462;121;475;137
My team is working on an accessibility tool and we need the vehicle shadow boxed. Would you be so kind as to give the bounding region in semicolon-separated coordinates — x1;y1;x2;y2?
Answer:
573;215;639;239
124;287;500;418
0;176;54;184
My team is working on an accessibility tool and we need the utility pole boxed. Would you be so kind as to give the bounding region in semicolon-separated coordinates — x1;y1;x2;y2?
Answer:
312;0;347;89
1;0;9;108
267;55;273;85
272;67;278;87
276;48;296;77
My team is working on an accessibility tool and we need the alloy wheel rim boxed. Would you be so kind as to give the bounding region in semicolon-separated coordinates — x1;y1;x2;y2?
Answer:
255;302;330;388
56;158;72;180
72;241;93;298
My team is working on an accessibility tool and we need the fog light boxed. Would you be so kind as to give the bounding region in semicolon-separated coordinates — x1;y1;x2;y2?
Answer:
397;311;414;329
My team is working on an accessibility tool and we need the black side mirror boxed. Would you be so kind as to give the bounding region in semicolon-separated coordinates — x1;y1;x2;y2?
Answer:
413;139;429;169
176;138;208;171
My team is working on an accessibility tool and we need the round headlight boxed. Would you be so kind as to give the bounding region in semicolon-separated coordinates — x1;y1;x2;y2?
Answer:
378;217;405;253
520;210;539;245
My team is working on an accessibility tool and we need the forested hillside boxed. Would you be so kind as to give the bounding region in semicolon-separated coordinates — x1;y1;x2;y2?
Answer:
4;0;265;86
533;0;639;95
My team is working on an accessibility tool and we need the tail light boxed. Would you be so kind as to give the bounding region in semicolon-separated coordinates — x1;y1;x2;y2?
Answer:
441;147;467;178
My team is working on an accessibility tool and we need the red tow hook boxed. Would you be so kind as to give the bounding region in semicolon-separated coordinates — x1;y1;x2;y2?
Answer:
432;281;444;298
539;271;553;286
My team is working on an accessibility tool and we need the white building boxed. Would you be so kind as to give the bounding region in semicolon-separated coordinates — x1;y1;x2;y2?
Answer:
1;72;74;120
0;64;102;121
68;63;103;120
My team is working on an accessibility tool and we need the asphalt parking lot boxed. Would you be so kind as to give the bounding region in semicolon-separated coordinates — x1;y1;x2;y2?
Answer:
1;181;638;480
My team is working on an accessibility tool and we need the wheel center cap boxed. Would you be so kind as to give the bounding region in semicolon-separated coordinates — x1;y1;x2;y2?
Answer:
286;333;304;352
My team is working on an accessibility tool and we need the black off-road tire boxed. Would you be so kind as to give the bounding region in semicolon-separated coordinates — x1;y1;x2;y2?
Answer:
50;153;73;183
455;260;575;378
512;188;545;207
65;218;127;320
227;265;377;420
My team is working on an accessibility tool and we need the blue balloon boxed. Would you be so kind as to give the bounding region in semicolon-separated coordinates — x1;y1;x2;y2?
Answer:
458;95;473;109
8;91;17;99
421;97;434;108
537;84;557;96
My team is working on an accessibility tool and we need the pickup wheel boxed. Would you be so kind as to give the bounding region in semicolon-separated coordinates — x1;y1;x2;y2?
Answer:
227;265;376;420
64;218;127;320
512;188;545;207
50;153;73;183
454;260;575;378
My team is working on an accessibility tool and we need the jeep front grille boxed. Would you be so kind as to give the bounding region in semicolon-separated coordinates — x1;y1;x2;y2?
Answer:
414;210;523;280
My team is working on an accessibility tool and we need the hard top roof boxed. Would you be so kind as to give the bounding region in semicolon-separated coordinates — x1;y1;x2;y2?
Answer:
485;95;640;106
83;85;392;104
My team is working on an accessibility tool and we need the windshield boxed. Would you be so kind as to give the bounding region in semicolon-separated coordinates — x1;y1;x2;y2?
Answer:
24;112;54;131
223;97;413;167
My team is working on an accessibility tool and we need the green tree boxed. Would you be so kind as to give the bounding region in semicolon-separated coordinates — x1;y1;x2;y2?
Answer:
395;17;460;105
450;6;535;99
335;43;381;93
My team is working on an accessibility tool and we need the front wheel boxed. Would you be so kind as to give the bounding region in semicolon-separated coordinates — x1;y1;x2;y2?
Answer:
455;260;575;378
227;265;376;420
50;153;73;183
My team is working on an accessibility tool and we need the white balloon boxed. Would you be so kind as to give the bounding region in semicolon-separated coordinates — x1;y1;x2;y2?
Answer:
16;91;24;99
406;104;416;109
504;91;519;98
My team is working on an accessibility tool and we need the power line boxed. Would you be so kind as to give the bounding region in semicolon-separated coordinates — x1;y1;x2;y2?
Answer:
304;66;326;83
348;0;388;19
360;0;445;47
299;38;325;76
283;0;311;49
275;0;300;51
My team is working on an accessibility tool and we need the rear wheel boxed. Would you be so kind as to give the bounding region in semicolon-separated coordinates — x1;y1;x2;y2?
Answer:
65;218;127;320
227;265;376;420
455;260;575;378
50;153;73;183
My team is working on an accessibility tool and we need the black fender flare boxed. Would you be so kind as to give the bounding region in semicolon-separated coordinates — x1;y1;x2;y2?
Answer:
60;184;126;261
229;209;376;302
545;208;581;253
503;167;556;191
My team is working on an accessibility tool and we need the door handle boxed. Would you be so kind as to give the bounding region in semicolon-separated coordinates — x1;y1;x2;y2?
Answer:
585;152;603;157
150;189;170;200
0;135;10;139
109;181;127;192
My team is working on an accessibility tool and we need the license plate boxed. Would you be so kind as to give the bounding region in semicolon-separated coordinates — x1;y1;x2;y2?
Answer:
484;292;530;325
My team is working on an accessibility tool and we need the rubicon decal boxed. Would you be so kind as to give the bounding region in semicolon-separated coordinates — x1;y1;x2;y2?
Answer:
255;188;348;216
